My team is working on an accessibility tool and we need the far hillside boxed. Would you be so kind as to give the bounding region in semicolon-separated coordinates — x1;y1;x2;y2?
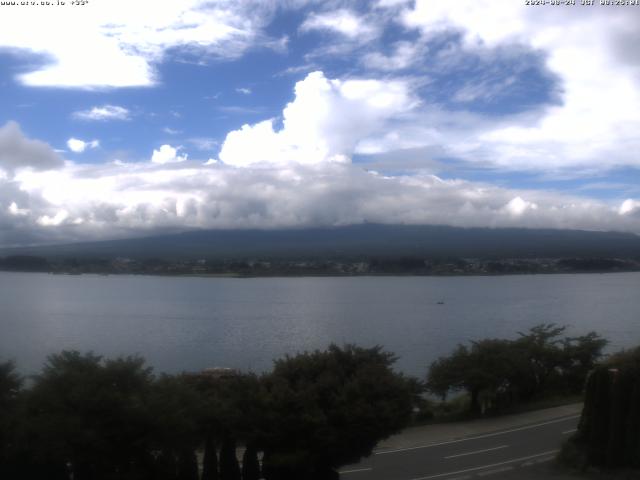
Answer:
1;224;640;261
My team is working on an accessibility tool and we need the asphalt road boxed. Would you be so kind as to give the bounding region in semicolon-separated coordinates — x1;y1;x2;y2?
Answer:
339;413;580;480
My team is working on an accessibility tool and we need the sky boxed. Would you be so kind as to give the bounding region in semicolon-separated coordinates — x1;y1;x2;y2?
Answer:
1;0;640;246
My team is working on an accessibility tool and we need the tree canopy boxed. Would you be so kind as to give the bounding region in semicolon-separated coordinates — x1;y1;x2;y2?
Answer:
260;344;418;479
0;345;418;480
427;324;608;414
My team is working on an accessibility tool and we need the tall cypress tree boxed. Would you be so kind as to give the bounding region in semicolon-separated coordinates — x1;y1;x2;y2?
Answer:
241;443;261;480
219;437;241;480
202;435;219;480
575;346;640;469
177;448;199;480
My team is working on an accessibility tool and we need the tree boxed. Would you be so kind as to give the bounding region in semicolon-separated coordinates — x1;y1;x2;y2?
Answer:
201;434;219;480
24;351;155;479
427;340;524;414
146;374;205;480
219;437;241;480
561;332;608;393
242;443;261;480
515;323;568;397
574;346;640;469
0;361;22;479
427;325;608;414
260;344;418;479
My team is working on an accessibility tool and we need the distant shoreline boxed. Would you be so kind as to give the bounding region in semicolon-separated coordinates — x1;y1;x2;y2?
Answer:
2;267;639;279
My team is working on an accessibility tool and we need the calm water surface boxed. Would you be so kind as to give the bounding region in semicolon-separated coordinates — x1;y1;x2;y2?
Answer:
1;272;639;377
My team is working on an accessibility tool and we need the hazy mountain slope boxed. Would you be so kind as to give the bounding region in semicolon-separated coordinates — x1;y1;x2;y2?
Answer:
2;225;640;261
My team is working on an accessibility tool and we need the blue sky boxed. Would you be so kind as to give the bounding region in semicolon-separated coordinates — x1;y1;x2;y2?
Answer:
1;0;640;246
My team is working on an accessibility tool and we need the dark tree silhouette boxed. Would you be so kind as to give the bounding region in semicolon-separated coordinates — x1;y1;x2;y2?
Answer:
24;351;155;479
572;346;640;469
201;435;219;480
260;344;417;479
241;443;261;480
427;325;608;414
219;437;241;480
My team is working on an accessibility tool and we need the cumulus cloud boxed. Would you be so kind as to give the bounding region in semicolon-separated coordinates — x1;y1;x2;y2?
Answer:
0;121;63;175
219;71;416;167
151;145;188;164
73;105;131;121
67;138;100;153
0;0;285;88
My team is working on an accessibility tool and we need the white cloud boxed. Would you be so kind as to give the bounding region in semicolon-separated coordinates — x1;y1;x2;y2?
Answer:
0;0;282;88
619;199;640;216
67;138;100;153
219;71;416;167
504;196;538;217
399;1;640;172
37;209;69;227
8;202;29;217
236;87;252;95
300;9;377;39
4;158;640;246
73;105;131;121
151;145;188;164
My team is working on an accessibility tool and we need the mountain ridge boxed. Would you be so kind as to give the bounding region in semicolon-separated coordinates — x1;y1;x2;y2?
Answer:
2;224;639;261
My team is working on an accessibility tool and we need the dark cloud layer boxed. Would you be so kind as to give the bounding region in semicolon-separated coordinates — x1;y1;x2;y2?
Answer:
0;122;63;174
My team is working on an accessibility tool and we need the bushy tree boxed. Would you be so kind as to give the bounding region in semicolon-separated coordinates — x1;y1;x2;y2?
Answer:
561;332;608;393
260;344;418;479
427;325;608;414
24;351;155;479
427;340;524;413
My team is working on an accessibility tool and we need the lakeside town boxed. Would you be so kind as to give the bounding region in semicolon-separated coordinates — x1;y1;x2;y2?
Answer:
1;254;639;276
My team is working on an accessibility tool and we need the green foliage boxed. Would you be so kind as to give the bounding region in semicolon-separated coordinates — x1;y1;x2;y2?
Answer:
24;351;155;479
427;324;607;414
260;344;419;478
575;346;640;469
0;360;21;404
219;437;241;480
0;361;23;478
201;435;219;480
241;444;261;480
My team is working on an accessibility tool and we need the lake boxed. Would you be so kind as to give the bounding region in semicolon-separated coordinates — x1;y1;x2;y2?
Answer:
1;272;639;377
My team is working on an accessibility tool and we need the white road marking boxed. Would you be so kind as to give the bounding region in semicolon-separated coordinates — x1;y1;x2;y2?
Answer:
444;445;508;459
562;429;577;435
477;466;514;476
340;467;373;474
376;415;579;455
409;449;559;480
